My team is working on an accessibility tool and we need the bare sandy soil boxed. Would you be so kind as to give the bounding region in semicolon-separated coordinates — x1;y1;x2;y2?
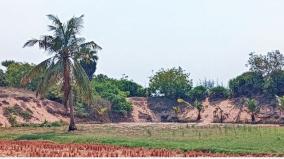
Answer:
0;140;274;157
0;87;68;126
128;97;282;124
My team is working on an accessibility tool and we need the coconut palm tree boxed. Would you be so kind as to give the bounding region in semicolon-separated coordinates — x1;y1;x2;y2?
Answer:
22;14;102;131
246;98;259;123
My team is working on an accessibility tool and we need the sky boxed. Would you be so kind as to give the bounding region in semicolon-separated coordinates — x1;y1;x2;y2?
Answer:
1;0;284;87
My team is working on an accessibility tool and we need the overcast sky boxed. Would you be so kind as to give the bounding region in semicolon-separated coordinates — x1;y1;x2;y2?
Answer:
1;0;284;86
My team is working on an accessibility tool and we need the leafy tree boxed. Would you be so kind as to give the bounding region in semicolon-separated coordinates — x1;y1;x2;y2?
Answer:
22;14;101;131
188;85;207;101
229;72;264;97
276;95;284;116
0;69;7;87
246;98;259;123
247;50;284;76
149;67;192;98
1;60;16;68
193;100;203;121
209;86;230;100
4;62;40;90
263;70;284;96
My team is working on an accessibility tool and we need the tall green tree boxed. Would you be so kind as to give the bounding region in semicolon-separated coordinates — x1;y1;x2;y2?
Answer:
247;50;284;76
22;14;101;131
149;67;192;98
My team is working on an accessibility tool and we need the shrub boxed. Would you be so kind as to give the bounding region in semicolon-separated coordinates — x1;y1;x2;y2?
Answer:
188;86;207;101
47;86;63;103
116;79;146;97
245;98;259;123
89;96;111;121
149;67;192;98
3;105;33;122
7;115;17;127
92;75;132;116
229;72;264;97
0;69;7;87
39;120;64;127
209;86;230;100
193;100;204;121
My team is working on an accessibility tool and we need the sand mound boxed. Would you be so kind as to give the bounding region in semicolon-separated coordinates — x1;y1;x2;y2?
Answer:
128;97;283;124
0;87;68;127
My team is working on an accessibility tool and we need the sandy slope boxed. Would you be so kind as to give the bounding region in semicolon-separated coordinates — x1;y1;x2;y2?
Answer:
128;97;283;124
0;87;68;127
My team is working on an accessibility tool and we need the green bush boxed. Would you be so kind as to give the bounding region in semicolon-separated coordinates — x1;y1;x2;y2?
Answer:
209;86;230;100
149;67;192;98
3;105;33;122
229;72;264;97
188;85;207;101
7;115;17;127
3;61;40;91
92;75;132;115
0;69;7;87
39;120;64;127
116;79;146;97
47;86;63;103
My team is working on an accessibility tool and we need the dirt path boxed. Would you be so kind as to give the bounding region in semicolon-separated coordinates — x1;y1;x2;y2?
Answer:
0;140;276;157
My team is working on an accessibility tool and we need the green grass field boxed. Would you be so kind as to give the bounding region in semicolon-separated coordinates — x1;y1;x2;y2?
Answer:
0;123;283;155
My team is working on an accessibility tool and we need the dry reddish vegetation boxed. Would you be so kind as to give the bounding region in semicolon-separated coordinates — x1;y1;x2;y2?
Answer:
0;140;275;157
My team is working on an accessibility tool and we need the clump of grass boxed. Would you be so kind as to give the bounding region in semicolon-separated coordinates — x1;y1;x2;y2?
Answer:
39;120;64;127
3;105;33;122
16;120;65;128
7;115;17;127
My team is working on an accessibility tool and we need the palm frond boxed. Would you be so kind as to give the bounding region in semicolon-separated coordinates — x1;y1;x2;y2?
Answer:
37;60;63;97
48;25;57;31
46;14;62;26
80;41;102;50
23;39;39;48
72;60;94;104
66;15;84;35
21;57;54;86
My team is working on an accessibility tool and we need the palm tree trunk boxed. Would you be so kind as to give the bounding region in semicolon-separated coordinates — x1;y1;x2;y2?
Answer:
197;110;201;121
220;110;223;123
63;58;77;131
251;113;255;124
68;90;77;131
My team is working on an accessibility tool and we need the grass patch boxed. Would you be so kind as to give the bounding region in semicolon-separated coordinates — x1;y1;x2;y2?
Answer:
0;123;283;155
3;104;33;123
